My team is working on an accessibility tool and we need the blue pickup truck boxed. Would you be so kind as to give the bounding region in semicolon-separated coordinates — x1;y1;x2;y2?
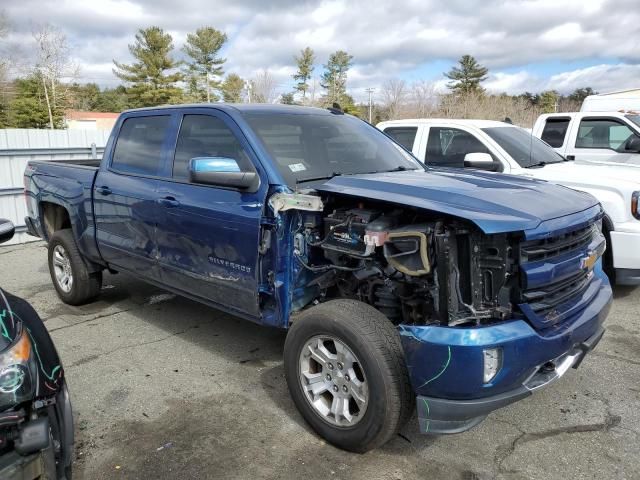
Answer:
24;104;612;452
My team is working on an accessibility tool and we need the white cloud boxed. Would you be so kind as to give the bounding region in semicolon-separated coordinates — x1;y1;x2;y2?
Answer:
1;0;639;101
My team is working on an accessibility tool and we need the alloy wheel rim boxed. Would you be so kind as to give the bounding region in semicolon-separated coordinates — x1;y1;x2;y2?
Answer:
52;245;73;293
298;335;368;427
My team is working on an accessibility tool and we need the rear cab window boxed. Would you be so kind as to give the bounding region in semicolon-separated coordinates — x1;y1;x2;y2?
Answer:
541;117;570;148
111;115;170;176
383;127;418;151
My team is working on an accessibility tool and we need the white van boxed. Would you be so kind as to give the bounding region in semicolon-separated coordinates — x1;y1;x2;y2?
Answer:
378;118;640;285
581;89;640;112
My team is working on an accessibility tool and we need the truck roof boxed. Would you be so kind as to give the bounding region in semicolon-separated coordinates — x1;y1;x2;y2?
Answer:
378;118;516;129
122;103;335;116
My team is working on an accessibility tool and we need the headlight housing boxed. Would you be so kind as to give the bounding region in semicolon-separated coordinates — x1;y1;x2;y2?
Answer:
0;327;37;411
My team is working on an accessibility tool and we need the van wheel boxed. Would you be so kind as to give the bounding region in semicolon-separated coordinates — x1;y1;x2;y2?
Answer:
284;299;413;453
48;229;102;305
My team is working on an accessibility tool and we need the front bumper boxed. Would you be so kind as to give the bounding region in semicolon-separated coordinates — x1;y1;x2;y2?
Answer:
416;326;605;434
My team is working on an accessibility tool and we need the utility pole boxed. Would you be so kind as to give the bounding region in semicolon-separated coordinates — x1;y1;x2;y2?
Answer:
366;88;375;123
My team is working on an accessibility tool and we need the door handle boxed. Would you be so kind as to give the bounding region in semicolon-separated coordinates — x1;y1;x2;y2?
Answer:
565;155;575;160
157;196;180;208
96;186;112;196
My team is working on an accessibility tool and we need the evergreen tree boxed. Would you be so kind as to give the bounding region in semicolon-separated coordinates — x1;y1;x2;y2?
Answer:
182;26;227;103
321;50;353;106
9;76;63;128
293;47;315;102
220;73;245;103
444;55;488;95
280;92;295;105
568;87;596;103
113;26;183;107
539;90;559;113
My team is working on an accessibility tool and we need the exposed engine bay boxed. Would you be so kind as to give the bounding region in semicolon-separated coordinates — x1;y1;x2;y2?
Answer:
278;192;518;327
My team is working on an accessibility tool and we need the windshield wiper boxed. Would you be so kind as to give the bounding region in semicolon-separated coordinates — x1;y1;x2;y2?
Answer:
524;161;547;169
296;172;342;184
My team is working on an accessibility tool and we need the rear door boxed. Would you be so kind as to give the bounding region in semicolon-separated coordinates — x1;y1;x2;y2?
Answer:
564;116;640;165
153;109;267;317
93;112;173;274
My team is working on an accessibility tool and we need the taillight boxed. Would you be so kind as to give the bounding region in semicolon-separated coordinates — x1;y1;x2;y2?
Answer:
633;192;640;220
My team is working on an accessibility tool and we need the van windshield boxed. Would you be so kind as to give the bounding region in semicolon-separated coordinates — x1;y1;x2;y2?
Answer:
482;126;565;168
243;113;423;186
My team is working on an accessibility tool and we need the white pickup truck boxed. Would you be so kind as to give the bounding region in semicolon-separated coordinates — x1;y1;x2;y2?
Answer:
377;118;640;285
532;111;640;167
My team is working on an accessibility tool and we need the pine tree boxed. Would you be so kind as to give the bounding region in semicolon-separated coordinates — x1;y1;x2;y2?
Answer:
293;47;315;102
113;26;183;107
182;26;227;103
221;73;245;103
321;50;353;106
444;55;488;95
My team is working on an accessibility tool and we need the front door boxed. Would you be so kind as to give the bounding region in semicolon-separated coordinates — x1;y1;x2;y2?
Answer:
154;111;267;317
567;117;640;166
93;113;172;274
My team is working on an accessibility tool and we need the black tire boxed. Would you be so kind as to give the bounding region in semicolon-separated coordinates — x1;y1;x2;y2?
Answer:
48;229;102;305
602;224;616;284
284;299;413;453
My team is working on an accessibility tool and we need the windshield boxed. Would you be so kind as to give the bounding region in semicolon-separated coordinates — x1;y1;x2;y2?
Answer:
243;112;423;185
626;115;640;129
482;126;565;167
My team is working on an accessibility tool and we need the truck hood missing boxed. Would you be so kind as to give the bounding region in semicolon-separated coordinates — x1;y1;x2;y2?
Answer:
315;169;599;234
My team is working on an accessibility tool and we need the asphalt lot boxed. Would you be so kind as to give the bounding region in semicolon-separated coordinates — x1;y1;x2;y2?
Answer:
1;241;639;479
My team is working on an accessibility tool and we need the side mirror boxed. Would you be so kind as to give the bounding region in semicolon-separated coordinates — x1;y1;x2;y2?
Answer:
464;152;499;171
625;136;640;153
0;219;15;245
189;157;257;190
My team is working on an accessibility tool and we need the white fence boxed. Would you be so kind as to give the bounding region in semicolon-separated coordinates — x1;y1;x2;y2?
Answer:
0;129;110;245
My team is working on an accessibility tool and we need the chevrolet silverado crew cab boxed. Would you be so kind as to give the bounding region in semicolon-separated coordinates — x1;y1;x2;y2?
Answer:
379;118;640;285
25;105;611;452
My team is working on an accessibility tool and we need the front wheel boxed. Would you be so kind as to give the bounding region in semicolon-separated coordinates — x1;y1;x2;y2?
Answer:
284;299;413;453
48;229;102;305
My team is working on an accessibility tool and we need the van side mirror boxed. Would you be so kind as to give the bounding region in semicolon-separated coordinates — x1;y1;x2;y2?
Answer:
464;152;500;171
625;136;640;153
189;157;257;190
0;219;15;244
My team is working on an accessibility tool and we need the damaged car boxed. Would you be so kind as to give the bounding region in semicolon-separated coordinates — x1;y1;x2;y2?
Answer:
24;105;612;452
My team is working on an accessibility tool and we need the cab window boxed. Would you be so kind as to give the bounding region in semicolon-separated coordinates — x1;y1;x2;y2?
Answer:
425;127;493;168
575;118;635;151
541;117;570;148
383;127;418;151
112;116;170;176
173;114;254;181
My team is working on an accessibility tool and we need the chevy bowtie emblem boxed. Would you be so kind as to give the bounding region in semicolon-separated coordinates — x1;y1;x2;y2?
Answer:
580;251;598;271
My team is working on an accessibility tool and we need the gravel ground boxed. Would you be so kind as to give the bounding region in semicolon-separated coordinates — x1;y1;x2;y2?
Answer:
1;241;639;480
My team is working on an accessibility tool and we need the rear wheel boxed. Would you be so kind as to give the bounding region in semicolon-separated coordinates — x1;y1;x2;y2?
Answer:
48;229;102;305
284;299;413;452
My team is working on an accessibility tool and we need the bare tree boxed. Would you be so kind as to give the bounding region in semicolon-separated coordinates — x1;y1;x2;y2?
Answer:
33;23;78;128
381;78;407;119
0;12;9;91
250;70;277;103
409;81;438;118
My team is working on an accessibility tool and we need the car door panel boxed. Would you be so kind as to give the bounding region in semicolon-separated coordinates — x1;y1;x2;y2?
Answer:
154;111;267;317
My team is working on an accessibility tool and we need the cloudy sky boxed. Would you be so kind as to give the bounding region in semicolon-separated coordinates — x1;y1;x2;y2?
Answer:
2;0;639;101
